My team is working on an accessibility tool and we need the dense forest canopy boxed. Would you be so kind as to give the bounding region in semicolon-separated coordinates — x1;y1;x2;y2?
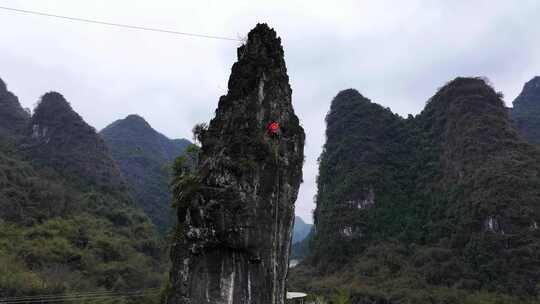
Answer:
290;77;540;304
100;114;190;234
0;80;165;300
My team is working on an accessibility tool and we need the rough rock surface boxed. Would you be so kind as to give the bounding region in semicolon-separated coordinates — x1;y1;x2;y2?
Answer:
22;92;125;190
0;78;30;137
167;24;305;304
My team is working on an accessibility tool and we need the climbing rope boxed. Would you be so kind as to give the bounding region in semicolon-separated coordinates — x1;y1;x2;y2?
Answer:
272;137;280;304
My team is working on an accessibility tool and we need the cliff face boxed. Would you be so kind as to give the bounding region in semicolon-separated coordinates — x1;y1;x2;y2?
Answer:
167;24;305;304
512;76;540;144
0;78;30;137
313;89;410;266
100;114;191;233
294;78;540;301
22;92;125;190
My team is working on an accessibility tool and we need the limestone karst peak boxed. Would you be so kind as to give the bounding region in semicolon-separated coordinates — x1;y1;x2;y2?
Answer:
511;76;540;144
124;114;149;124
100;114;191;233
103;114;153;133
167;23;304;304
226;23;289;101
513;76;540;111
334;88;364;100
523;76;540;90
24;92;125;190
0;78;6;92
329;89;372;110
0;77;30;136
32;91;78;123
37;91;71;109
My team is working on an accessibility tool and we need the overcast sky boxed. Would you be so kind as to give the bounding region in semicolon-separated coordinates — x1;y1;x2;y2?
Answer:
1;0;540;223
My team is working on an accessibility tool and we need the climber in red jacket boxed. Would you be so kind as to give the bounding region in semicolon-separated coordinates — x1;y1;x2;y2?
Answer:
267;120;280;137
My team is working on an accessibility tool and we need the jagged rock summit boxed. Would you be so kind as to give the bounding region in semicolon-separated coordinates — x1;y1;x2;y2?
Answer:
0;77;30;137
512;76;540;144
167;24;305;304
100;114;191;233
23;92;125;189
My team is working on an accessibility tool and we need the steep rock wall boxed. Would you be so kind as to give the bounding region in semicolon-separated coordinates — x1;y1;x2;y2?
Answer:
167;24;305;304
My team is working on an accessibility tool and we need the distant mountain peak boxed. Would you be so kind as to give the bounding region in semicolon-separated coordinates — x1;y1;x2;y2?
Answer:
40;91;69;105
100;115;191;233
24;92;125;189
293;216;312;244
37;91;72;109
335;88;364;99
126;113;144;119
0;78;6;92
511;76;540;144
329;89;373;116
513;76;540;112
306;78;540;298
102;114;155;135
525;76;540;89
32;92;80;125
520;76;540;92
124;114;151;125
0;77;30;136
427;77;501;110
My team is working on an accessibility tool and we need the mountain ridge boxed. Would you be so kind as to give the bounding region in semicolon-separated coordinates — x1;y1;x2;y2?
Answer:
511;76;540;144
0;78;30;137
21;92;126;190
290;77;540;303
100;114;190;233
0;79;165;298
293;216;313;244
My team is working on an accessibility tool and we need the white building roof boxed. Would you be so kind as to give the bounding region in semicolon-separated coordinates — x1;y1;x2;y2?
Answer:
286;292;307;299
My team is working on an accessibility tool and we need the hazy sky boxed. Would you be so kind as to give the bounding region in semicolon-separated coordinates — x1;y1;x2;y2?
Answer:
1;0;540;223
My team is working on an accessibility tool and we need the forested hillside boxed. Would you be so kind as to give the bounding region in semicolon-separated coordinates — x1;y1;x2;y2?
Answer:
100;115;190;234
0;79;165;299
21;92;125;190
0;78;29;137
289;78;540;303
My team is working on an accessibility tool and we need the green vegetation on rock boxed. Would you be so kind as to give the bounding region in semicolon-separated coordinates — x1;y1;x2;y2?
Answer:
0;137;165;298
100;114;190;234
0;82;165;300
290;78;540;303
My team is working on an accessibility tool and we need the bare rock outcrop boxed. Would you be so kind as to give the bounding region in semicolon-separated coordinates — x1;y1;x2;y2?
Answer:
167;23;305;304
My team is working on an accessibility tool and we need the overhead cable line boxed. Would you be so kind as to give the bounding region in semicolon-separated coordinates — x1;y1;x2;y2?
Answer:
0;290;128;301
0;293;157;304
0;292;159;304
0;288;159;301
0;289;159;303
0;5;241;41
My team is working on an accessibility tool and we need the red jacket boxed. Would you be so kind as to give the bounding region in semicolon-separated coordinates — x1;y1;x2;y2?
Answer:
267;121;279;134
